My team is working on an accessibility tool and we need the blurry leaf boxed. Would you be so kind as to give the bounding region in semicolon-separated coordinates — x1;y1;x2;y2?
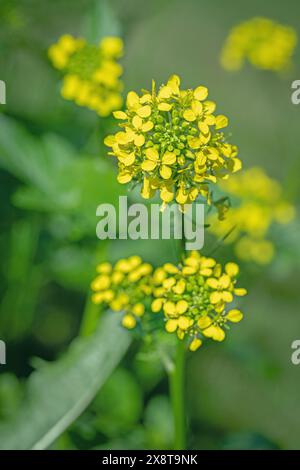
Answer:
82;0;121;43
0;219;42;340
48;244;108;292
0;374;23;419
0;313;130;450
222;431;279;450
144;395;174;449
91;367;143;437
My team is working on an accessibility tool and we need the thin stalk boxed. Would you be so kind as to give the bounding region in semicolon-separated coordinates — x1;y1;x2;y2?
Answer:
169;339;186;450
168;208;187;449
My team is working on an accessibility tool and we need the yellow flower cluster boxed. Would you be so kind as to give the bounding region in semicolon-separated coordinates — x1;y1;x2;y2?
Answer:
221;17;297;72
91;257;153;329
151;251;246;351
104;75;241;208
91;253;247;352
48;34;123;116
208;167;295;264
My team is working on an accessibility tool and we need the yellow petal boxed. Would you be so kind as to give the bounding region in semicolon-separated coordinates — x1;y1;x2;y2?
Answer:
145;147;159;161
165;319;178;333
162;151;176;165
158;102;172;111
137;105;151;118
117;171;132;184
215;114;228;129
222;291;233;303
122;314;136;329
189;338;202;351
126;91;140;109
134;134;145;147
183;109;196;122
151;298;164;313
141;159;157;171
132;115;142;129
160;186;174;203
206;277;219;289
173;280;186;295
113;111;127;119
132;303;145;317
226;309;243;323
142;121;154;132
104;135;116;147
194;86;208;101
178;316;190;330
167;74;180;94
158;85;172;99
176;300;189;314
234;288;247;296
160;165;172;179
163;301;176;315
210;291;222;304
225;262;239;277
197;316;212;329
119;152;135;166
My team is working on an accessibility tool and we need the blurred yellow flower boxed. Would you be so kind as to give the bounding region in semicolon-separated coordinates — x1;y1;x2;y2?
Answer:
48;34;123;116
208;167;295;264
104;75;241;209
91;256;153;329
221;17;297;72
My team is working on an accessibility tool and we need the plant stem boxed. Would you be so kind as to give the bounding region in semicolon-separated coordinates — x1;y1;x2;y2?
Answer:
169;339;186;450
168;208;187;449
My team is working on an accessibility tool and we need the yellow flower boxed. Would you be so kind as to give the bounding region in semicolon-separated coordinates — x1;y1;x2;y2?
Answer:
105;74;241;208
150;251;247;349
221;17;297;72
208;167;295;264
48;35;124;116
91;257;153;329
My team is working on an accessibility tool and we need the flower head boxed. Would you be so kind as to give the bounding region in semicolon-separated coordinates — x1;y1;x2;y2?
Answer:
151;252;246;351
91;257;153;329
208;167;295;264
221;17;297;72
104;75;241;208
48;34;123;116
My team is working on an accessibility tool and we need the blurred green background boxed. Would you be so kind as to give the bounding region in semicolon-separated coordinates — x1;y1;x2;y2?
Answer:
0;0;300;450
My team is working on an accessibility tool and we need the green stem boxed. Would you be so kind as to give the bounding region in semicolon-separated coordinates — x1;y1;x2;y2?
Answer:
169;339;186;450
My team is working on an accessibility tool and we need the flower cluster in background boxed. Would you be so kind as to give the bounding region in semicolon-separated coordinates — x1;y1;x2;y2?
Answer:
208;167;295;264
48;34;123;116
221;17;297;72
104;75;241;209
91;253;247;351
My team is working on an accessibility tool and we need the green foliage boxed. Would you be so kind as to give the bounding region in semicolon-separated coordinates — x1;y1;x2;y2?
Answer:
0;314;130;450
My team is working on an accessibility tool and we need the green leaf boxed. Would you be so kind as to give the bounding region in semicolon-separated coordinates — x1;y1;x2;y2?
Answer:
0;313;130;450
82;0;121;43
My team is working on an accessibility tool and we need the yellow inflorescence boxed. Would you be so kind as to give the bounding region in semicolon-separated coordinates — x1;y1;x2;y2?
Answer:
48;34;123;116
104;75;241;209
208;167;295;264
91;257;153;330
91;252;247;352
221;17;297;72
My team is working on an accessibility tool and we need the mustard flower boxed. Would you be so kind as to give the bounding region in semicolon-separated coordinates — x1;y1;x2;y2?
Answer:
221;17;297;72
208;167;295;264
91;256;153;329
151;251;246;351
48;34;123;116
104;75;241;208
